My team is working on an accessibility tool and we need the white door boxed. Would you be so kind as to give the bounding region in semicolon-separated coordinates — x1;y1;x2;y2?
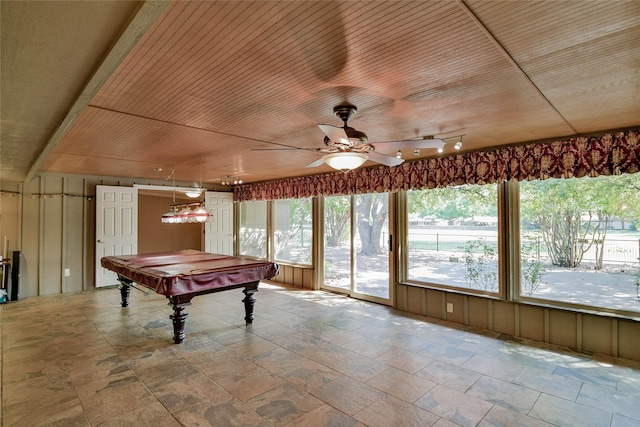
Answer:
95;185;138;287
204;191;233;255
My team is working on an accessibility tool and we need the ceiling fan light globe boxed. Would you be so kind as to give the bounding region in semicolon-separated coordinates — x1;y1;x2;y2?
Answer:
322;152;368;172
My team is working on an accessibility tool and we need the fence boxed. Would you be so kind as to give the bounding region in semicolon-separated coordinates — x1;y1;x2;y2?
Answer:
524;236;640;264
408;233;640;264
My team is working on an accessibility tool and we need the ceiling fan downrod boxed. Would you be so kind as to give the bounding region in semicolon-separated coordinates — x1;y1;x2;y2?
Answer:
330;104;368;145
333;104;357;126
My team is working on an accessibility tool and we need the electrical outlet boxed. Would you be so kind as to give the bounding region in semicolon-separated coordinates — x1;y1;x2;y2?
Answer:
446;303;454;313
64;268;71;277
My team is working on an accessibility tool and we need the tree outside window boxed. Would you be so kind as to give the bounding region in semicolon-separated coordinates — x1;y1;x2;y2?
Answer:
406;184;499;293
239;201;267;258
519;174;640;312
274;198;312;265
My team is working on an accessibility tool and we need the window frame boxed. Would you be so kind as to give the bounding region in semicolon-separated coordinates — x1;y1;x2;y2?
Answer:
399;183;506;298
272;197;313;267
511;177;640;317
237;200;269;259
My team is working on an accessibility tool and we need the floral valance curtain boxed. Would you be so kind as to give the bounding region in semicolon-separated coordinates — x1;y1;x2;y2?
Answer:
234;129;639;202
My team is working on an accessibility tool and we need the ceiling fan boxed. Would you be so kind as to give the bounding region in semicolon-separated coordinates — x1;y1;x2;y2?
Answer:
306;104;445;172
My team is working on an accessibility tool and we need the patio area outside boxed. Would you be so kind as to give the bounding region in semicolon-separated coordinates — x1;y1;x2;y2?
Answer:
323;231;640;315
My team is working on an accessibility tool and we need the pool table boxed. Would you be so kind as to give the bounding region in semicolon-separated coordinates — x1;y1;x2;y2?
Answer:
100;250;279;343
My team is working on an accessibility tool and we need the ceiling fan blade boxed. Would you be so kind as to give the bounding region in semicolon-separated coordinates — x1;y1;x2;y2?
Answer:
251;148;299;151
250;145;320;152
370;138;445;150
367;151;405;167
305;157;326;168
318;124;349;144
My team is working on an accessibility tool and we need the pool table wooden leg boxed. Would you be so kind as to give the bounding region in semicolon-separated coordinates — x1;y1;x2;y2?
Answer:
169;301;189;344
242;283;259;324
117;276;131;307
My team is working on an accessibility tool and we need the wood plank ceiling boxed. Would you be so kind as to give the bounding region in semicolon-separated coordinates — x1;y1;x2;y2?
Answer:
2;0;639;185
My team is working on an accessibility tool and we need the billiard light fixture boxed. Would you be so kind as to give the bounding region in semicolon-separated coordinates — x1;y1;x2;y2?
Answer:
161;202;212;223
160;164;213;224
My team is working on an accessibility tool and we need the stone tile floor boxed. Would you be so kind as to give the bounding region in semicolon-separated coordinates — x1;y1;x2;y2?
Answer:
1;283;639;426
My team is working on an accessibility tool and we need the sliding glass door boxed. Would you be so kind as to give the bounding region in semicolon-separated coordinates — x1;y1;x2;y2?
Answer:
322;193;392;304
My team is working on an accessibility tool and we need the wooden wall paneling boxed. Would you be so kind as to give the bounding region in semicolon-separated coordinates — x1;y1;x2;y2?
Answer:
518;305;545;342
283;265;293;285
467;297;490;330
492;301;516;335
302;268;314;290
61;176;69;293
393;285;640;361
464;296;470;326
618;320;640;361
611;319;618;358
425;289;444;320
576;314;583;351
84;178;101;289
63;176;85;293
42;175;63;295
21;177;41;298
293;266;303;288
544;309;550;343
548;310;578;349
0;182;23;299
395;284;408;311
0;182;22;257
445;293;465;324
287;266;295;287
581;314;613;356
406;285;425;316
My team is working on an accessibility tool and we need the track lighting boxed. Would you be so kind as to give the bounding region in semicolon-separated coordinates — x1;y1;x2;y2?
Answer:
395;150;402;159
439;134;465;152
221;176;243;186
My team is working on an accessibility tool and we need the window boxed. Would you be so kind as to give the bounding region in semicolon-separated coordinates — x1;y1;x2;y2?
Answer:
274;198;312;265
239;201;267;258
406;184;499;294
519;174;640;313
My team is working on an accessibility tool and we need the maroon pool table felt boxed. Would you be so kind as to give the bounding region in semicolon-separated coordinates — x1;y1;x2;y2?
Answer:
101;250;279;343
